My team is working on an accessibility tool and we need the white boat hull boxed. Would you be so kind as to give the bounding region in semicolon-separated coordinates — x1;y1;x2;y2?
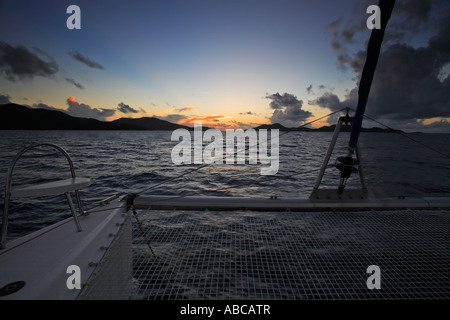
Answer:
0;198;130;300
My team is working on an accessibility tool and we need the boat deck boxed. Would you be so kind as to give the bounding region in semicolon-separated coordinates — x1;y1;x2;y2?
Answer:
127;207;449;300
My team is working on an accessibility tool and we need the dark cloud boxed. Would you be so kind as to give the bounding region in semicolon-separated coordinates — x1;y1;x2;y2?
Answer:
69;51;104;70
309;91;355;111
239;111;256;115
387;0;433;41
65;78;84;89
156;114;189;123
117;102;138;113
266;92;312;127
326;17;344;31
0;41;58;81
306;84;328;95
326;0;437;72
309;90;357;124
342;17;449;120
313;38;450;123
325;2;368;72
365;41;450;121
317;1;450;129
395;0;432;22
428;10;450;54
66;96;115;120
0;93;11;104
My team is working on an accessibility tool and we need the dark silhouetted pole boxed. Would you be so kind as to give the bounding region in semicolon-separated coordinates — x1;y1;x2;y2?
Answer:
348;0;396;155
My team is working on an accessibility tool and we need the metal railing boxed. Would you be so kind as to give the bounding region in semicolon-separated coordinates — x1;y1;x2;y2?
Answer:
1;144;88;249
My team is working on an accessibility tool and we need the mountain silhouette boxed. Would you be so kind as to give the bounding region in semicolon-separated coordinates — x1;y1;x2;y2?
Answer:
0;104;190;130
254;122;403;133
0;103;402;132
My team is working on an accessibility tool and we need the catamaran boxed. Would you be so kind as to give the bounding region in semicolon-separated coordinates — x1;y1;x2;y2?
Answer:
1;0;449;300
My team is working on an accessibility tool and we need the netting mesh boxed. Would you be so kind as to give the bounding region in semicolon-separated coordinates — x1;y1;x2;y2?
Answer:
128;208;450;300
77;215;133;300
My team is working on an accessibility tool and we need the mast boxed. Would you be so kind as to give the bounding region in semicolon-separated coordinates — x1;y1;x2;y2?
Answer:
300;1;397;198
347;0;396;156
330;0;396;194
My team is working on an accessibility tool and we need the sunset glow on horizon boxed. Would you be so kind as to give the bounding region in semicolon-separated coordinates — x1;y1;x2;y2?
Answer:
1;0;449;132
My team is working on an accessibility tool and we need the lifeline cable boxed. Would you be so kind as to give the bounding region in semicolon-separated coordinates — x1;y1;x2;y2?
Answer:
362;113;450;159
130;166;331;208
85;107;449;215
135;108;347;195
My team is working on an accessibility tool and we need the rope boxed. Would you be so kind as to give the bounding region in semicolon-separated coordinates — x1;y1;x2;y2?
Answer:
132;166;330;207
84;164;331;216
86;107;448;213
86;108;349;212
135;108;347;195
362;113;450;159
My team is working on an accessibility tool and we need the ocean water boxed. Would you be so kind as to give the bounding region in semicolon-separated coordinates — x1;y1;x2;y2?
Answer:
0;130;449;240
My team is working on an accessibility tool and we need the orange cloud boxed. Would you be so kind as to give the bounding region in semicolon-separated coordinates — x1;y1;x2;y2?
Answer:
67;96;93;109
177;115;230;127
66;96;115;120
421;117;450;125
157;106;196;114
172;106;195;112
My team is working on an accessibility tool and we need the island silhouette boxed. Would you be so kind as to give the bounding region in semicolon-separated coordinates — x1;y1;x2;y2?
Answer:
0;103;402;132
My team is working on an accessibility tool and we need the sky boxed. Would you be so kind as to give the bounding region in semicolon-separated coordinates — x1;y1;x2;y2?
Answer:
0;0;449;132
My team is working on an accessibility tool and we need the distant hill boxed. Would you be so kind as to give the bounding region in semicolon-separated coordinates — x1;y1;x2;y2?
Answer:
254;122;403;133
111;117;190;130
0;103;190;130
0;103;403;133
253;123;309;131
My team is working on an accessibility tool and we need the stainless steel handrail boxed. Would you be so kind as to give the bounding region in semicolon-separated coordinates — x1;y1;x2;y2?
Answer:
1;143;88;249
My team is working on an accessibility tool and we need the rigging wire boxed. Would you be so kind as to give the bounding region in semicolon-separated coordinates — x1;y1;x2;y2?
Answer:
86;109;347;214
134;106;450;203
83;107;450;215
135;108;347;195
361;113;450;159
85;165;331;215
132;166;330;208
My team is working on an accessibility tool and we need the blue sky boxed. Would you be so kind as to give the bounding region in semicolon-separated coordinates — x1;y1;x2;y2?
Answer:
1;0;449;132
